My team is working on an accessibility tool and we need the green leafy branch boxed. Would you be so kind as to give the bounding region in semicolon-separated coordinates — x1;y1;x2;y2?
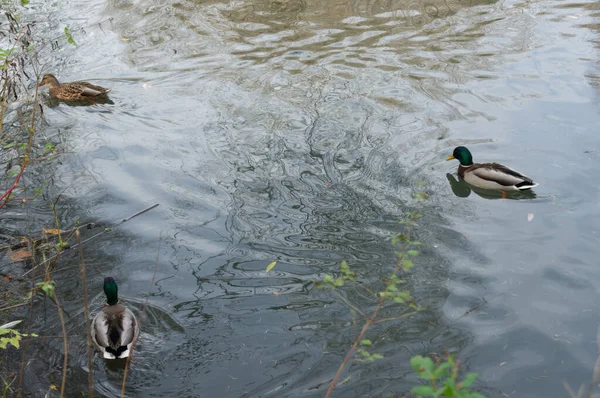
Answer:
0;321;37;350
319;187;429;398
63;26;77;46
411;355;484;398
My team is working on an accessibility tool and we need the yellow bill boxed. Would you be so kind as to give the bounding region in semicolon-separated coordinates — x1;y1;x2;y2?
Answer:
446;155;455;161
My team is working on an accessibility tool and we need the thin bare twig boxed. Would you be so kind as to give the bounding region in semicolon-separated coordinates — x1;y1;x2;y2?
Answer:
53;293;68;398
331;289;367;320
20;203;160;279
121;204;159;222
77;230;94;398
0;302;29;313
17;278;35;398
372;311;418;325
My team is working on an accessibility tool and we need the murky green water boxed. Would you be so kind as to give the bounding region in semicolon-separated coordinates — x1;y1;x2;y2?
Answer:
3;0;600;396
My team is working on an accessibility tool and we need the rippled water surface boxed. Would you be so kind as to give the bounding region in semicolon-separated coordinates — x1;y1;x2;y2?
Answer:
3;0;600;396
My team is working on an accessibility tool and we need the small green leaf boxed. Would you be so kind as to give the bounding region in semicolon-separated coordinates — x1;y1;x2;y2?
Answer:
333;278;344;287
444;377;457;391
8;336;19;349
340;260;349;273
461;372;479;388
64;26;77;46
421;357;435;374
410;355;425;372
402;259;414;271
36;281;56;298
0;329;11;336
360;339;372;346
411;385;436;396
21;0;30;5
407;250;419;256
433;362;451;378
371;353;384;359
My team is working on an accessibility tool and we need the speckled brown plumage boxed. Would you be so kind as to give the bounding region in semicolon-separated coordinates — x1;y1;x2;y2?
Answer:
38;73;111;101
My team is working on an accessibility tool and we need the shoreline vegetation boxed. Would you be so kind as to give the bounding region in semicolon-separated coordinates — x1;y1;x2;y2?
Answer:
315;187;485;398
0;3;160;396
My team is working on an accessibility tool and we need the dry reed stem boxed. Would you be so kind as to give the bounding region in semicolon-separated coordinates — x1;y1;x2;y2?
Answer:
52;292;68;397
0;302;29;313
16;278;35;398
77;230;94;398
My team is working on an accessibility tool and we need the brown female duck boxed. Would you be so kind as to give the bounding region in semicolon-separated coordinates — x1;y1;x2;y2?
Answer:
38;73;111;101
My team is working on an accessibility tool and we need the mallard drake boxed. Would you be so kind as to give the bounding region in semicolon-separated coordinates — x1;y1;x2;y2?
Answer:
446;146;538;192
91;277;139;359
38;74;111;101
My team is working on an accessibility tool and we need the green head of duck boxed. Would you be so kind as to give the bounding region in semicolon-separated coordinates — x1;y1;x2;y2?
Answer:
446;146;473;166
103;277;119;305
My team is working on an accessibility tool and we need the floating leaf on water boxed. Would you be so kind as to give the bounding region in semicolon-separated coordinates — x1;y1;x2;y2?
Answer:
9;249;31;262
42;228;66;235
266;261;277;273
121;37;129;41
527;213;534;222
0;320;22;329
